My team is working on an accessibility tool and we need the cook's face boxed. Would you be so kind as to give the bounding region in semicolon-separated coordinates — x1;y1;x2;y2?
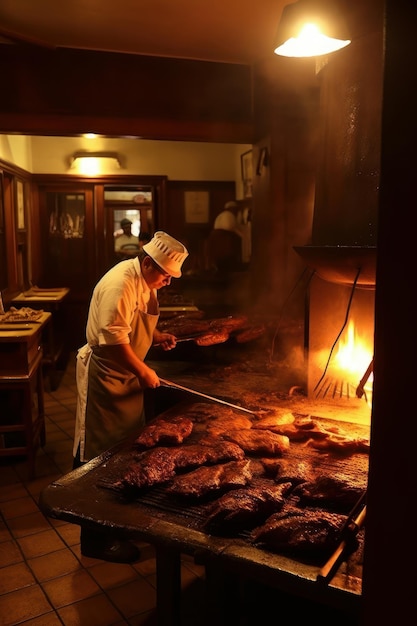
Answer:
143;256;172;289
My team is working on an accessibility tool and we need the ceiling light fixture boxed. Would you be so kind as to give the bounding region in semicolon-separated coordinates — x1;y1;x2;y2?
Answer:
69;151;122;176
274;0;351;58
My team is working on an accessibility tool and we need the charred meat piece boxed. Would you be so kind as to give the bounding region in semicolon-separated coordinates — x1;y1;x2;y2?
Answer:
252;414;331;442
194;330;230;346
204;481;293;533
292;475;365;513
173;440;245;470
157;318;212;336
222;429;290;456
167;459;253;498
305;434;370;455
114;447;178;492
190;403;253;436
204;415;253;437
134;415;193;448
252;411;295;429
208;315;249;333
114;440;245;492
234;324;266;344
261;458;316;486
252;507;347;557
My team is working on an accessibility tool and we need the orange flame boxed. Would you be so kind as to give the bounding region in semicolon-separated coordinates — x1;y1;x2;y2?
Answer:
335;321;372;375
334;320;374;401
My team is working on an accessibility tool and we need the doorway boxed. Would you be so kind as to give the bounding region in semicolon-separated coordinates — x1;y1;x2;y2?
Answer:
104;185;155;266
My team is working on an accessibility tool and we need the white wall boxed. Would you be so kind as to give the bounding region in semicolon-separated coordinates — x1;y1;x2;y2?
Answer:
0;135;33;172
0;135;252;200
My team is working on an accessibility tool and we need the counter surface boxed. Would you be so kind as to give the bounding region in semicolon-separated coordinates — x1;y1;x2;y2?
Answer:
39;398;368;625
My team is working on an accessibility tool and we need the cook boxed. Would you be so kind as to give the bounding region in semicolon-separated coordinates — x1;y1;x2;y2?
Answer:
72;230;188;563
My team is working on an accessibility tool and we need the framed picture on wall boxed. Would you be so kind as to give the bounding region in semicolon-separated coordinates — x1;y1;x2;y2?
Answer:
241;150;253;198
184;190;210;223
15;179;26;231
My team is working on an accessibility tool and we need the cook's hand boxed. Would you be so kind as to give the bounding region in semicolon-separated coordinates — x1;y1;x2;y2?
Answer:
138;366;161;389
154;332;177;351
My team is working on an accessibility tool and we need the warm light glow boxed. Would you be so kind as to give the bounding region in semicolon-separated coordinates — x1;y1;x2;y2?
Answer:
333;320;374;403
69;153;121;176
334;321;372;375
274;23;351;57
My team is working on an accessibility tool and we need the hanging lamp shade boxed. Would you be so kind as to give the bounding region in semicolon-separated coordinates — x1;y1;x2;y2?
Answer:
274;0;351;58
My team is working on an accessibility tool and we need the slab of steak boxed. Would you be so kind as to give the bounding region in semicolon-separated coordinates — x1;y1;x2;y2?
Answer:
251;411;295;429
114;439;246;492
292;475;365;513
305;434;370;455
194;330;230;346
221;429;290;456
134;415;194;448
251;507;347;557
173;440;245;470
208;315;249;333
167;459;253;498
204;481;293;533
190;402;253;436
260;458;316;486
114;447;179;492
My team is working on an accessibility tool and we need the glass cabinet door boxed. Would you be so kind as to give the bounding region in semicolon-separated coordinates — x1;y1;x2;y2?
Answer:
39;188;95;291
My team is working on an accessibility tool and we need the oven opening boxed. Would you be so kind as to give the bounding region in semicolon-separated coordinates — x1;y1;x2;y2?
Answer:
304;266;375;427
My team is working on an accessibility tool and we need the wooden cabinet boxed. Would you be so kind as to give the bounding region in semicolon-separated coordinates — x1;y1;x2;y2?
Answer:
38;187;96;293
0;313;51;477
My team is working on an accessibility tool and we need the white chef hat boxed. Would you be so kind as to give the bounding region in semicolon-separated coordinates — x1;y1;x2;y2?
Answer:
143;231;189;278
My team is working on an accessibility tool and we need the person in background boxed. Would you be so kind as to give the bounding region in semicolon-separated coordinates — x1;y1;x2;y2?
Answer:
73;231;189;563
213;200;243;237
114;217;140;260
206;200;243;272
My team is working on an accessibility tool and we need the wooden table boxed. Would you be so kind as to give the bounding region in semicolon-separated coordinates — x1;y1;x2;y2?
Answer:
12;288;70;389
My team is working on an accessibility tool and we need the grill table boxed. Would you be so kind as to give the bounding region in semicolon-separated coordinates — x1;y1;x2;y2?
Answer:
39;410;366;626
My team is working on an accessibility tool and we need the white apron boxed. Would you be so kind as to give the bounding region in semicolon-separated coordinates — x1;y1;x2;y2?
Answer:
73;293;159;462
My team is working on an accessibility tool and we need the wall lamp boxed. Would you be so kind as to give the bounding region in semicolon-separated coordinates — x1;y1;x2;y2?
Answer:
69;151;122;176
274;0;351;58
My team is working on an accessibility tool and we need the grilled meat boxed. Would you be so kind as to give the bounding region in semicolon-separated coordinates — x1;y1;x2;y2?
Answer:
114;440;246;492
114;447;178;491
194;330;230;346
208;315;248;333
189;402;253;436
157;317;212;336
305;434;370;455
292;475;365;513
167;459;253;498
261;458;315;486
174;440;245;469
252;507;347;557
234;324;266;344
252;411;295;429
204;481;293;533
134;415;193;448
221;429;290;456
252;414;334;442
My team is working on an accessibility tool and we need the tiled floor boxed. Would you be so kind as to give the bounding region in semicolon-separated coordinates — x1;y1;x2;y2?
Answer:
0;355;207;626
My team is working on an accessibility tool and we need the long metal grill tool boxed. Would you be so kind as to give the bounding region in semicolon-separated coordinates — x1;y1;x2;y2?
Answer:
159;377;257;416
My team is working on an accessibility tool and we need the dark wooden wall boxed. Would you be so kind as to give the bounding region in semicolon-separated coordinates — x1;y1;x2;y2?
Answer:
0;45;254;143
